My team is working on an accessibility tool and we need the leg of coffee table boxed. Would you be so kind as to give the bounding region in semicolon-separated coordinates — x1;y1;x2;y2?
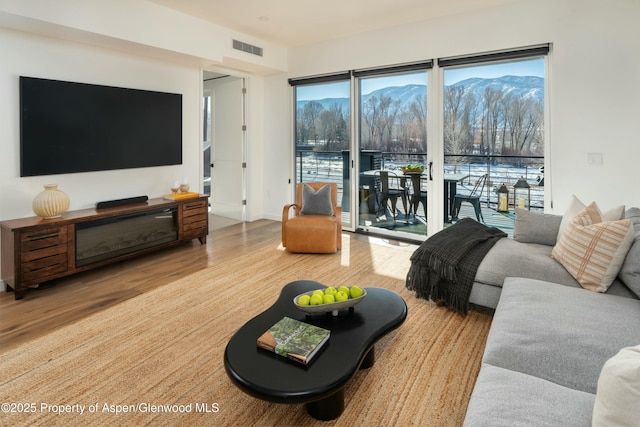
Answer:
305;388;344;421
360;346;375;369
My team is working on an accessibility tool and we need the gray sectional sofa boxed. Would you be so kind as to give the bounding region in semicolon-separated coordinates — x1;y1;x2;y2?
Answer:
463;203;640;426
469;207;640;310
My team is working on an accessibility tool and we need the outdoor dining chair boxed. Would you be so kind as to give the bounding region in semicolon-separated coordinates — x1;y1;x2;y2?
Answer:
375;170;407;221
451;173;487;223
408;173;427;218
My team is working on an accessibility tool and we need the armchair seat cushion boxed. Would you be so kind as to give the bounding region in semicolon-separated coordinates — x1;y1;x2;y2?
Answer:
283;215;338;253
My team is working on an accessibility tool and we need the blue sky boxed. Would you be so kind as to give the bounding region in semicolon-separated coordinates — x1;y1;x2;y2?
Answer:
296;58;544;100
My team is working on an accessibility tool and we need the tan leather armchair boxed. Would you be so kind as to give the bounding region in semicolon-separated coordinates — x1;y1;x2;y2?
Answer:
282;182;342;253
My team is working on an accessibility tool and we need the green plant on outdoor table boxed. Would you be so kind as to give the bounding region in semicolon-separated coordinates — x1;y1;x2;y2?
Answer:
402;164;424;172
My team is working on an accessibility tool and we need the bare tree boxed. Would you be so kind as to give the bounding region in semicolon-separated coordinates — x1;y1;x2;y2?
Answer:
409;95;427;152
395;109;410;152
297;101;323;145
502;94;544;155
444;87;475;151
361;95;401;150
361;96;380;149
317;103;348;150
519;99;543;154
379;97;402;151
480;87;503;156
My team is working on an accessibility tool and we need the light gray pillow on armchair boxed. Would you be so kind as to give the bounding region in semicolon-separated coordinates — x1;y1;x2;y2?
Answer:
513;208;563;246
618;207;640;299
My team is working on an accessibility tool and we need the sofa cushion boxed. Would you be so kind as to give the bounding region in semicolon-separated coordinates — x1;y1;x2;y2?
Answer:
592;345;640;427
463;364;595;427
472;233;638;312
552;203;634;292
619;207;640;299
513;208;562;246
475;238;581;289
557;194;625;241
482;278;640;394
300;184;334;216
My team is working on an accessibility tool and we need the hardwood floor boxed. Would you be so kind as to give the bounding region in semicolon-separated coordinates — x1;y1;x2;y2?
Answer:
0;219;283;353
0;218;415;353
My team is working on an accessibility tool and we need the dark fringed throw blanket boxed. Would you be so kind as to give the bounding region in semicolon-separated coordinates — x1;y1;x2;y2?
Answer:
406;218;507;315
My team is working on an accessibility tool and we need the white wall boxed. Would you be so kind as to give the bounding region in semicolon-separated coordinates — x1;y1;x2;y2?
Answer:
0;0;288;288
262;74;293;221
0;27;203;219
245;74;266;222
0;0;287;74
262;0;640;220
0;0;287;222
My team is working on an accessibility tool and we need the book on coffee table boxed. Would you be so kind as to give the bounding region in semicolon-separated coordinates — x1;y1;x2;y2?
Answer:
257;317;330;365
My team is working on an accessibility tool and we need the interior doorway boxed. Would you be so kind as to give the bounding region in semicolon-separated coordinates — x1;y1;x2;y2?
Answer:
202;71;246;222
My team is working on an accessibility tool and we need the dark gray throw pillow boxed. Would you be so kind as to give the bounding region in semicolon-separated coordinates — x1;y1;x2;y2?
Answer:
513;208;563;246
300;184;334;216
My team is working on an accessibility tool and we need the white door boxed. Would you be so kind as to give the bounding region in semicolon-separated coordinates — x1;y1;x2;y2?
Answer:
209;76;245;220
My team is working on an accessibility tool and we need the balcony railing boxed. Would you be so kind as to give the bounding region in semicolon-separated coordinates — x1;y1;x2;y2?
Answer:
295;149;545;213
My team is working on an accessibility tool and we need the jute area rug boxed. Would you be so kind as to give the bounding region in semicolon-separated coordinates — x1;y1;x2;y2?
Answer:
0;235;492;427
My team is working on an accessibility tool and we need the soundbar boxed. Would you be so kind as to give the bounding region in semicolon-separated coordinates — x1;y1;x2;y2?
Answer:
96;195;149;209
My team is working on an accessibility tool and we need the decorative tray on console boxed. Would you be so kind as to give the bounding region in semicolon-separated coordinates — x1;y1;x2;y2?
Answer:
293;288;367;317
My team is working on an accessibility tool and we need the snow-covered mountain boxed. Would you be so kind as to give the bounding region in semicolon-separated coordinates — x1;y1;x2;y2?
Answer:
452;75;543;101
296;75;543;113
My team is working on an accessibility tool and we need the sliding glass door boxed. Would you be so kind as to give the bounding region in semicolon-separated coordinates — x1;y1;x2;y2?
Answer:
291;77;352;228
355;70;429;239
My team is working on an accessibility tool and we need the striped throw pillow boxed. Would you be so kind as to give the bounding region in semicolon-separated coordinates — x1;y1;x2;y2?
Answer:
552;202;634;292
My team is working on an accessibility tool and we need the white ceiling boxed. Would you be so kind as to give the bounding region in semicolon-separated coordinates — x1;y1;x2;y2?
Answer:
148;0;520;48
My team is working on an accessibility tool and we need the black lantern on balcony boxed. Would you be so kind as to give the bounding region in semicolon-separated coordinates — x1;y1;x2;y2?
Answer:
513;177;531;210
497;184;509;212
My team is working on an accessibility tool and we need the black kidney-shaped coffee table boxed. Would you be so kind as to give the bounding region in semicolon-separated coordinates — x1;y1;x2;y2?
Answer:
224;280;407;420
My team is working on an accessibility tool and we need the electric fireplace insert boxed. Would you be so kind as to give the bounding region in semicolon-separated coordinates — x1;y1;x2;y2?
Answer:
75;207;178;267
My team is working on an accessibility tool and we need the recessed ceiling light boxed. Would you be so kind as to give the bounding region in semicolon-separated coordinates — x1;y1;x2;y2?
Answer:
258;16;269;22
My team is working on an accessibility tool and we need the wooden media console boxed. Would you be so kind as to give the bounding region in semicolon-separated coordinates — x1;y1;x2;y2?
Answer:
1;195;208;300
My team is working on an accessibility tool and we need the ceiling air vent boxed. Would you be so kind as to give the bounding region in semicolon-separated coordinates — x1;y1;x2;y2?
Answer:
232;39;263;57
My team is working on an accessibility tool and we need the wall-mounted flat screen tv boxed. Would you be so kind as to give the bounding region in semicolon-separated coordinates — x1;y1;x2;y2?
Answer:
20;76;182;177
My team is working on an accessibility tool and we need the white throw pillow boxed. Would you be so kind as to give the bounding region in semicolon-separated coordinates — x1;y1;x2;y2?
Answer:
592;345;640;427
557;195;625;241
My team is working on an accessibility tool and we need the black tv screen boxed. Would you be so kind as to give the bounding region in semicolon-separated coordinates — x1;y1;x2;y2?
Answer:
20;76;182;177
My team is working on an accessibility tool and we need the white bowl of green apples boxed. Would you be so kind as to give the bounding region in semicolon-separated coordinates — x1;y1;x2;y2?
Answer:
293;285;366;317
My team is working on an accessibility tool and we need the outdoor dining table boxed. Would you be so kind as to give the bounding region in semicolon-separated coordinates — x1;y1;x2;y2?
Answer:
362;170;469;222
403;172;468;221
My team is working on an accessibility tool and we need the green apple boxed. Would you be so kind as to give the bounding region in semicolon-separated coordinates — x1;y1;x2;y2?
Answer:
312;290;324;298
335;291;349;302
297;294;311;306
350;285;364;298
323;294;335;304
324;286;337;295
338;286;350;297
310;294;323;305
